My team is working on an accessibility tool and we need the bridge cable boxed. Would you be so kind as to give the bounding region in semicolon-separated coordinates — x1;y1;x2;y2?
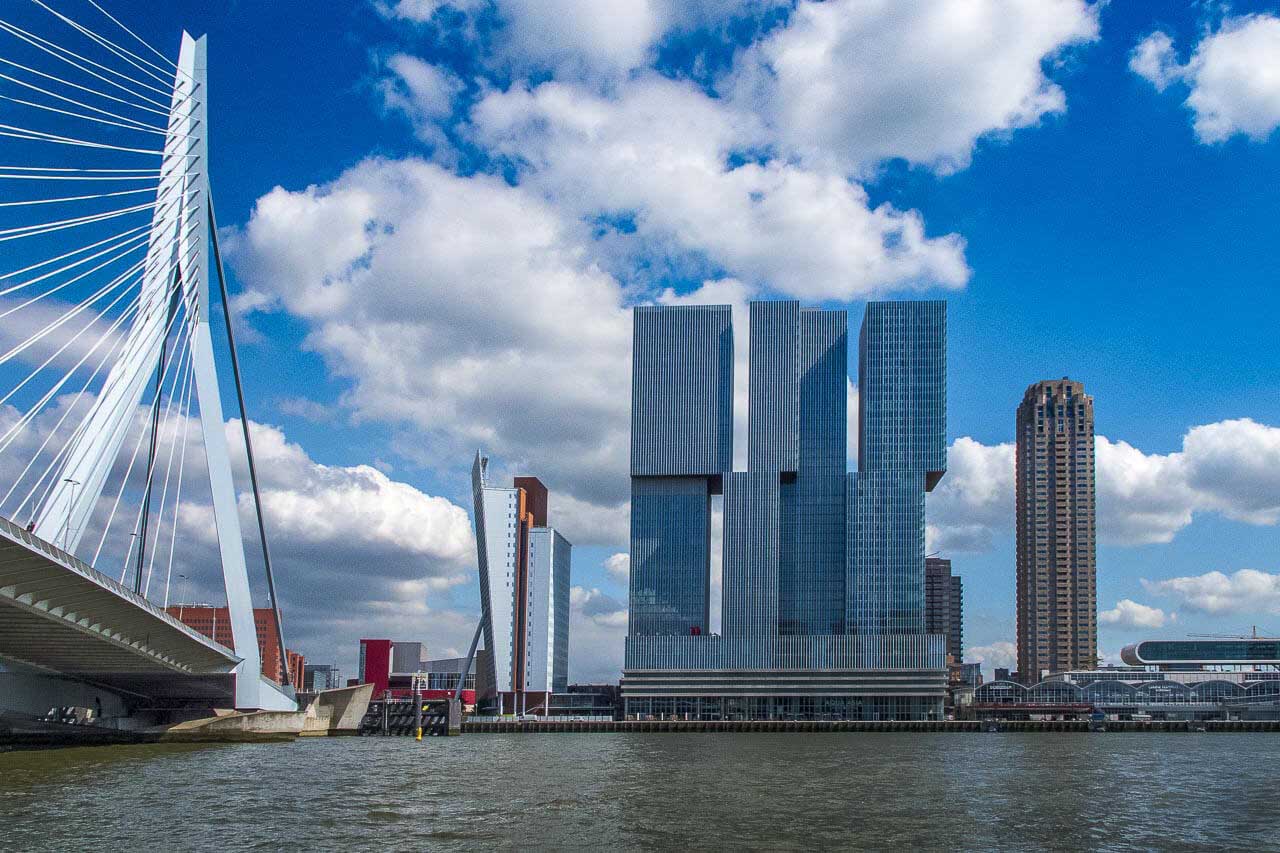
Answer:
29;0;184;89
209;192;292;684
144;354;194;599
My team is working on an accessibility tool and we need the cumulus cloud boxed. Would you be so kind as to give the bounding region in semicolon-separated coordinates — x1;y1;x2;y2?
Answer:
228;157;633;526
965;640;1017;674
493;0;668;79
927;419;1280;552
228;149;964;549
382;0;784;79
1131;15;1280;143
379;54;464;147
570;585;627;680
603;552;629;585
1142;569;1280;616
729;0;1100;173
378;0;483;21
471;76;969;299
1098;599;1169;629
927;437;1014;552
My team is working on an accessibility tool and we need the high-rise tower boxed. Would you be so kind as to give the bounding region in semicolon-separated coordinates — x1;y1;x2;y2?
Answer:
1015;379;1097;682
924;557;963;664
622;299;949;721
471;456;572;712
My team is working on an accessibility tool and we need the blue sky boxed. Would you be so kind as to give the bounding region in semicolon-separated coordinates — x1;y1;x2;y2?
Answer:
6;0;1278;681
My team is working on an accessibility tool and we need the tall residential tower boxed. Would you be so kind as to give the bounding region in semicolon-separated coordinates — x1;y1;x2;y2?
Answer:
924;557;963;664
1015;379;1097;682
471;455;572;713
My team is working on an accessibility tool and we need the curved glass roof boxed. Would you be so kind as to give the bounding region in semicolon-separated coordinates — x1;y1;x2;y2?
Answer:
975;676;1276;706
1122;640;1280;665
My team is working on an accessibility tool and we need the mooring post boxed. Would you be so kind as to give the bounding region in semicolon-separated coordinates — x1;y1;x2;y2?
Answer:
414;677;423;741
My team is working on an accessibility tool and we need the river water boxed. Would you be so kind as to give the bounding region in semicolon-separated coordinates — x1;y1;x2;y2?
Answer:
1;733;1275;851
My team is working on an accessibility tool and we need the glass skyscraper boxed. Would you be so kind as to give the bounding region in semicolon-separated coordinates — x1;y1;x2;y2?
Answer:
627;305;733;641
623;299;950;721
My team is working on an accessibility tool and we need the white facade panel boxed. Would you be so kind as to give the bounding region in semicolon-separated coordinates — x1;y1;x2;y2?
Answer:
528;527;572;694
480;486;520;693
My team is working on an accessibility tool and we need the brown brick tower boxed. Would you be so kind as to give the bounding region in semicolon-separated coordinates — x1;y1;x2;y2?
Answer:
1016;379;1097;683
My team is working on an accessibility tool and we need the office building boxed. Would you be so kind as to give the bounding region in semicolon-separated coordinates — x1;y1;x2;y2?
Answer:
622;300;949;721
167;605;302;689
358;638;394;695
471;457;572;713
925;557;963;663
1016;378;1097;683
391;641;426;676
304;663;342;692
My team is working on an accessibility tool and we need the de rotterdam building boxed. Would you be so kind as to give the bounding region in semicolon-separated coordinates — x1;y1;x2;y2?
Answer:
622;300;949;721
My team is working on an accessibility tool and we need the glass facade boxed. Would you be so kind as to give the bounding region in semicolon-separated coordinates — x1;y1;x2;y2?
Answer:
975;676;1280;718
626;300;947;716
628;476;712;636
858;301;946;488
722;472;780;637
630;305;733;477
747;300;799;472
1123;640;1280;664
625;695;940;722
849;471;926;635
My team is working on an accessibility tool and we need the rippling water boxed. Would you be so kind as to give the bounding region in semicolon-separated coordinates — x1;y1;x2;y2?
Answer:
1;734;1275;851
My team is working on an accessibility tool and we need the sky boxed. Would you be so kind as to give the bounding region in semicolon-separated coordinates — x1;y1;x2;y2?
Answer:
4;0;1279;683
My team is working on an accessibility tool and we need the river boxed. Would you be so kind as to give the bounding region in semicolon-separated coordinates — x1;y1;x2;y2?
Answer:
1;733;1274;851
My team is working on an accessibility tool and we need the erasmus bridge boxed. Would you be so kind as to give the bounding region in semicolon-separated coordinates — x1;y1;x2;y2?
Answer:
0;1;297;717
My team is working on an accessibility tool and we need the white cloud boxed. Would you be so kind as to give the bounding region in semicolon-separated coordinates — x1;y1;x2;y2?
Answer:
228;157;634;526
570;585;627;680
224;419;474;569
1129;30;1179;91
1180;419;1280;525
378;0;483;21
1099;598;1169;629
965;640;1017;673
729;0;1100;173
471;75;970;300
494;0;668;79
603;552;629;585
1142;569;1280;616
927;437;1014;552
1131;15;1280;143
380;54;463;147
847;380;859;467
927;420;1280;552
384;0;783;79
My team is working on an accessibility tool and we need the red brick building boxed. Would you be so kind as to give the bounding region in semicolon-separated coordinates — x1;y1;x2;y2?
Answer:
167;605;303;689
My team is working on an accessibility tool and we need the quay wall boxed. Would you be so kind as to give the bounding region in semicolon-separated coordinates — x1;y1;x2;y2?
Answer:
461;719;1280;734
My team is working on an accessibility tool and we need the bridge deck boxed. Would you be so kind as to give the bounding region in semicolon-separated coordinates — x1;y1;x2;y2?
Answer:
0;515;243;702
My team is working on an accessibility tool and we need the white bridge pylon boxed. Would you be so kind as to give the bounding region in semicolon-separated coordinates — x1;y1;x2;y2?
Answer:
0;13;289;711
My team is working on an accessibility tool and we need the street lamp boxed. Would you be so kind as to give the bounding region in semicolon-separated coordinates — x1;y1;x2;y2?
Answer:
60;478;80;550
171;573;189;616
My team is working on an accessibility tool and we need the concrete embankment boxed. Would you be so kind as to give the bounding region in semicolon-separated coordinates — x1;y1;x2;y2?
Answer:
463;719;1280;734
158;683;376;743
1;684;376;750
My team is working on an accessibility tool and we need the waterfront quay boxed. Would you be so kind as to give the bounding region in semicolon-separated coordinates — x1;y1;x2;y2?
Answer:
461;719;1280;734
